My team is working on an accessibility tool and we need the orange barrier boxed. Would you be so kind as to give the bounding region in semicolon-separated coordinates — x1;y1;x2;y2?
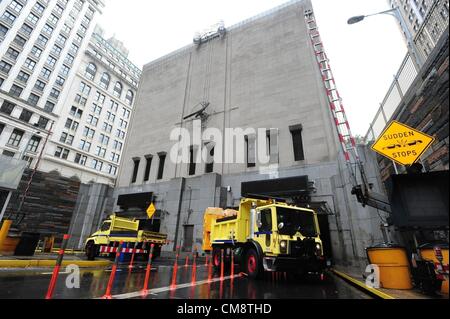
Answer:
142;243;155;294
45;234;70;300
103;241;124;299
170;246;180;289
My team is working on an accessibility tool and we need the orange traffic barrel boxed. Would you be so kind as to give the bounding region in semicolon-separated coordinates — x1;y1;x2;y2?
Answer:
366;244;413;290
419;243;449;295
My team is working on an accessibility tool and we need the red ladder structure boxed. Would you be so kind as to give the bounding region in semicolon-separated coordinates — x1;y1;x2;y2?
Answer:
304;9;362;186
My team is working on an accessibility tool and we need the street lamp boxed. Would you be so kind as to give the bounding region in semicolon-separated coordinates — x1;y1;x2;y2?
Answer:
347;7;424;69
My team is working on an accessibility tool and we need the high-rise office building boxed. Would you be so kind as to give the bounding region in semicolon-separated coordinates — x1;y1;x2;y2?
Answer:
389;0;449;61
0;0;141;186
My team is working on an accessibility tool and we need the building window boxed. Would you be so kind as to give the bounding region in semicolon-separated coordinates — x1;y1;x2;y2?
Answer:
290;125;305;161
0;24;9;38
79;140;91;152
17;71;30;83
1;101;15;115
19;23;33;36
157;153;166;180
24;58;37;71
189;146;196;176
55;76;65;87
8;1;23;14
126;90;134;105
19;109;33;122
99;73;110;90
37;116;49;129
34;80;46;92
0;60;12;74
49;88;60;99
91;159;103;171
70;106;83;118
113;82;122;98
143;155;153;182
108;165;117;176
0;123;4;136
9;84;23;97
205;145;215;174
5;47;20;60
37;34;48;47
80;82;91;95
27;12;39;25
131;158;140;184
83;126;95;139
44;101;55;112
245;136;256;168
8;129;24;147
74;153;87;166
110;153;120;163
13;35;26;47
3;150;15;157
28;94;40;106
40;68;52;79
27;136;41;152
2;11;17;25
30;46;42;58
85;62;97;80
55;147;70;160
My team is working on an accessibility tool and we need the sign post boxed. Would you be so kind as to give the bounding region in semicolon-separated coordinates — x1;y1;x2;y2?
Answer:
371;121;435;166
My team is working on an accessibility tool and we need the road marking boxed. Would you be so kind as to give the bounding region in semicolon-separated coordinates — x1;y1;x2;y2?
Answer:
101;274;241;299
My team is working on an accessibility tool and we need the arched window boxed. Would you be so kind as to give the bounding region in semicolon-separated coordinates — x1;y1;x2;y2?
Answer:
113;82;122;98
126;90;134;105
99;72;110;90
85;63;97;80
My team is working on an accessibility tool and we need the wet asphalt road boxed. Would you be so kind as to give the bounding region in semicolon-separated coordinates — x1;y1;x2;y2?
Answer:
0;258;370;299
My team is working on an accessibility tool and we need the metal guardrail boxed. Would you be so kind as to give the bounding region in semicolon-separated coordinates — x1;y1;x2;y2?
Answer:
364;53;419;143
364;0;449;144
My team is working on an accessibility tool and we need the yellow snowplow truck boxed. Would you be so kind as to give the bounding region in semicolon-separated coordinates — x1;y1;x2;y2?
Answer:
85;215;167;261
202;197;326;279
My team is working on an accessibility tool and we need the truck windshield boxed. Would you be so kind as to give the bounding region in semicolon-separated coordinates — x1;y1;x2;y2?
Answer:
101;222;111;232
276;207;317;237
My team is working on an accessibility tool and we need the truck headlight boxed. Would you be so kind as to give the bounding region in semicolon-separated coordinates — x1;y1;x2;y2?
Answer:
280;240;288;254
315;243;322;255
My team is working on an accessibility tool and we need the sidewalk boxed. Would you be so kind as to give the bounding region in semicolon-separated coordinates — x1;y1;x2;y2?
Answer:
0;253;112;269
333;265;447;299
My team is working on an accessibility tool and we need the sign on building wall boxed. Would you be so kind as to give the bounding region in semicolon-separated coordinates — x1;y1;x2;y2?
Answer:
371;121;435;166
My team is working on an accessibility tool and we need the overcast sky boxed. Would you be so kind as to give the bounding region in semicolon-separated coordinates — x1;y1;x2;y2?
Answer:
97;0;407;136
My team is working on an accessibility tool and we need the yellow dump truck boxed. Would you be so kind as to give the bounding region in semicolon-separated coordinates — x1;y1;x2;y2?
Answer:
203;197;326;279
85;215;167;261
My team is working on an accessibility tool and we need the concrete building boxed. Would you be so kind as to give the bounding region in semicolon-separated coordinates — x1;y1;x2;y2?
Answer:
0;0;104;170
389;0;449;62
113;0;383;270
0;0;140;186
39;25;141;186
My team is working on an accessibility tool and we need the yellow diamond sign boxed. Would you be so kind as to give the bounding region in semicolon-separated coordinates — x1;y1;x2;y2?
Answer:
146;203;156;219
371;121;435;166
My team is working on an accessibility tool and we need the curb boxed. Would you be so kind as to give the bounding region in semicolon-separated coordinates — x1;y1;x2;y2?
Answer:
0;259;112;269
332;269;396;299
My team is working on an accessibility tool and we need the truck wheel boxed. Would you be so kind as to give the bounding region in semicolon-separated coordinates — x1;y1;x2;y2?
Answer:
86;241;97;261
212;248;222;271
245;248;263;279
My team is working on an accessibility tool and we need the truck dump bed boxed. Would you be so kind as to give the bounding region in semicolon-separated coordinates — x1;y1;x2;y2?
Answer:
111;216;139;231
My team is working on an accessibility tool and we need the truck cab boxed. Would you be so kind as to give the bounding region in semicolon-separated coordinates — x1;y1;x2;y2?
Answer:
85;215;167;261
204;198;326;279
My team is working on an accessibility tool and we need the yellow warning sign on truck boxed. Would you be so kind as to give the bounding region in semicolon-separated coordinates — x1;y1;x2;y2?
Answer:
371;121;435;166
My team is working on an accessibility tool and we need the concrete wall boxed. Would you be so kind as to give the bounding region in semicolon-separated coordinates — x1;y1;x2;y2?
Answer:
112;0;386;271
67;183;115;249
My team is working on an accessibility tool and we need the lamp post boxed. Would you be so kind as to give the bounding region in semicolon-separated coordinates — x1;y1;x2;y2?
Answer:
348;7;424;70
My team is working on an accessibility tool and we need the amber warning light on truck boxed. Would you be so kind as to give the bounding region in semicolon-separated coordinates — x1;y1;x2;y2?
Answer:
371;121;435;166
